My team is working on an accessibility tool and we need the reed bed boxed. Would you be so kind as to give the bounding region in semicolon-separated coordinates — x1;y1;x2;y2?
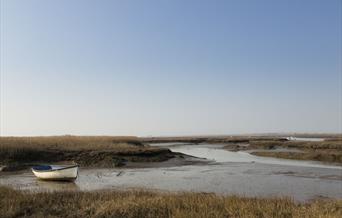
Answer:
0;186;341;218
0;136;143;151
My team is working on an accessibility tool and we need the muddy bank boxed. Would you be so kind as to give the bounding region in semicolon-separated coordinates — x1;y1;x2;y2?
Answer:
0;136;191;172
0;148;182;172
250;151;342;164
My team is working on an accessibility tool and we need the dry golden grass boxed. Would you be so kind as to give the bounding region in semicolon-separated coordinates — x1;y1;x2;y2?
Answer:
0;186;341;218
0;136;143;151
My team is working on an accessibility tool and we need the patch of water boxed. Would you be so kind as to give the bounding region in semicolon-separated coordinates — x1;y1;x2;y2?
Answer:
286;137;324;142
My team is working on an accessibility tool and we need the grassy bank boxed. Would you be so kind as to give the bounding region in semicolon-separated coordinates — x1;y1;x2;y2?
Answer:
1;187;341;218
247;139;342;163
249;139;342;150
251;150;342;163
0;136;175;171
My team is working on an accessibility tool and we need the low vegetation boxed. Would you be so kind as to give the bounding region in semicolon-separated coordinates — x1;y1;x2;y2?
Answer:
248;139;342;163
0;136;144;150
249;139;342;150
1;186;341;218
251;151;342;163
0;136;175;171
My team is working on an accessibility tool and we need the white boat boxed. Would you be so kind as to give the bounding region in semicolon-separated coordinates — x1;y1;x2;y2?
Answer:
286;136;295;141
32;165;78;181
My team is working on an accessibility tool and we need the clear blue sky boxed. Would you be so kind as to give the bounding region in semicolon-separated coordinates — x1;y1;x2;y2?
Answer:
0;0;341;136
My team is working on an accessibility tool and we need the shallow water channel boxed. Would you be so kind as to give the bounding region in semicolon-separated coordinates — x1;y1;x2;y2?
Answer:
1;143;341;202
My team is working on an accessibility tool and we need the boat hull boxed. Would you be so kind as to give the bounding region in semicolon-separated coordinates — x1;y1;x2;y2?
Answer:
32;165;78;181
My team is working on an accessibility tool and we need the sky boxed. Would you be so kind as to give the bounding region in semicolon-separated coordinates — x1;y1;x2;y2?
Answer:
0;0;341;136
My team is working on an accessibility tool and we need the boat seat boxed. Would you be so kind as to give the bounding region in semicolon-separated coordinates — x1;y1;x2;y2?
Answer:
32;165;52;171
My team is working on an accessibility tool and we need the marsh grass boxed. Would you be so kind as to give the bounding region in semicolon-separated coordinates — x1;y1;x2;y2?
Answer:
0;136;143;151
0;186;341;218
249;140;342;150
0;136;173;169
251;151;342;163
247;139;342;163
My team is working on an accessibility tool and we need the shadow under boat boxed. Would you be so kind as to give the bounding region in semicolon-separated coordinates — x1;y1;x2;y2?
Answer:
36;179;80;191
